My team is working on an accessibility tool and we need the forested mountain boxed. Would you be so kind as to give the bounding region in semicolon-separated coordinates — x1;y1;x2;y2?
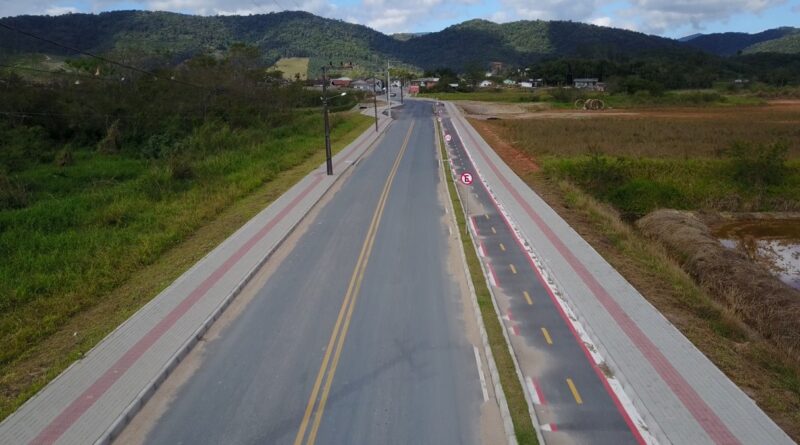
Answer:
0;10;696;72
683;27;799;56
743;32;800;54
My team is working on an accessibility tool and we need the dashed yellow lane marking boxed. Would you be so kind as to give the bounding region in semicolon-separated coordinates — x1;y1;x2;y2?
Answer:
510;264;517;274
567;378;583;405
499;243;506;251
523;291;533;305
541;327;553;345
491;226;497;234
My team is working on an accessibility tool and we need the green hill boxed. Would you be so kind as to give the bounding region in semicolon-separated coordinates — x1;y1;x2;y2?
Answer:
744;31;800;54
683;27;799;56
0;10;698;72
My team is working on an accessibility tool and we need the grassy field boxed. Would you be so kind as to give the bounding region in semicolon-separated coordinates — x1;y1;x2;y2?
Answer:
469;103;800;439
437;120;537;445
271;57;310;80
0;111;372;419
418;89;764;108
480;105;800;219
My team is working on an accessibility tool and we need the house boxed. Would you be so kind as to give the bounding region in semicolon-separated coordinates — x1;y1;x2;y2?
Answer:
350;80;370;91
489;61;504;76
479;80;494;88
364;77;383;91
330;77;352;87
519;81;533;88
573;78;599;89
410;77;440;89
503;79;517;86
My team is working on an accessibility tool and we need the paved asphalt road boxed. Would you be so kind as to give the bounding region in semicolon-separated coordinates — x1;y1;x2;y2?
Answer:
440;106;643;444
135;101;489;445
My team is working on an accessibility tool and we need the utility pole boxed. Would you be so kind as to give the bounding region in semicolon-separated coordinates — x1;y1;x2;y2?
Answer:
386;60;392;119
321;65;333;175
372;73;379;132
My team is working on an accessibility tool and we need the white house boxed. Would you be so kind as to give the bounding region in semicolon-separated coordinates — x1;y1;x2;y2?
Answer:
519;81;533;88
479;80;494;88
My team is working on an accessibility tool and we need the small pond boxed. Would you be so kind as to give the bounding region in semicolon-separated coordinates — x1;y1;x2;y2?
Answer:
714;219;800;291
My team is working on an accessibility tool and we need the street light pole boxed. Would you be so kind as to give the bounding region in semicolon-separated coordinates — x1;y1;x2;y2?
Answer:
321;66;333;175
386;60;392;119
372;72;379;132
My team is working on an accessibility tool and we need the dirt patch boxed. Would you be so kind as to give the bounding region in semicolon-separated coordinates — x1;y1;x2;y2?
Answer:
469;118;540;174
638;210;800;360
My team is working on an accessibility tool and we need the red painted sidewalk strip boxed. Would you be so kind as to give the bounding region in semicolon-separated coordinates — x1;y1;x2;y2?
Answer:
29;129;383;444
459;118;739;445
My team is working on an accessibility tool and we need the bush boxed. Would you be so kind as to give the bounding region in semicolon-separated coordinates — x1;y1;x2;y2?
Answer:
97;120;122;154
727;141;789;187
0;169;28;210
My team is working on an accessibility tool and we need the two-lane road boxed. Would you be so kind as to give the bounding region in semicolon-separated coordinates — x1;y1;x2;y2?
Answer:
120;100;503;444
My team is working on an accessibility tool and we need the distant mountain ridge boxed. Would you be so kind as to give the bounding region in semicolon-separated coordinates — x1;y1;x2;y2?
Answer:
0;10;797;72
0;10;699;72
683;27;800;56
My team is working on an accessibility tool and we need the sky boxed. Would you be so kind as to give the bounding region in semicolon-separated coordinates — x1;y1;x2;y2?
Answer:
1;0;799;39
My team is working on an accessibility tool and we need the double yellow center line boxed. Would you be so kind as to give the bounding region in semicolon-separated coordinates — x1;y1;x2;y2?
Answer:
293;121;416;445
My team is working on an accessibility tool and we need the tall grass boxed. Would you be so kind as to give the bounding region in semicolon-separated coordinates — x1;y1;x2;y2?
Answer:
0;111;369;368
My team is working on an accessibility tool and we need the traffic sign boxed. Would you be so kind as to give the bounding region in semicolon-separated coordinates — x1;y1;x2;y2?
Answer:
460;172;473;185
445;134;452;142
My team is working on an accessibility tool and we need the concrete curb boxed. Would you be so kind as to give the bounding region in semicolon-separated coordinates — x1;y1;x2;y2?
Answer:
0;114;393;445
95;117;394;445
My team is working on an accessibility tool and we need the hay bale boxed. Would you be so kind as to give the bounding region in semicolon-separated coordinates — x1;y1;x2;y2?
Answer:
637;209;800;358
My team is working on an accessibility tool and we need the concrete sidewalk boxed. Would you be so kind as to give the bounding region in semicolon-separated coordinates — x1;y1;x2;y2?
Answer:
0;111;392;445
444;101;793;445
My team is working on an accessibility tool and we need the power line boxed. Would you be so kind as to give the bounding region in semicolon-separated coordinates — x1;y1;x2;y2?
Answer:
0;21;204;90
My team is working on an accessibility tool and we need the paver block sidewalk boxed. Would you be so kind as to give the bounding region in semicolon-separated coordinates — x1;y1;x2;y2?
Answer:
0;114;391;445
446;101;793;445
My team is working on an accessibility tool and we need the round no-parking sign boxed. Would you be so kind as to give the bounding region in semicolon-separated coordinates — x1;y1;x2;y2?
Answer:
460;172;473;185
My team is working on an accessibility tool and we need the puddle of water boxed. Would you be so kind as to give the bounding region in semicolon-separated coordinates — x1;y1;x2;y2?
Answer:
714;219;800;290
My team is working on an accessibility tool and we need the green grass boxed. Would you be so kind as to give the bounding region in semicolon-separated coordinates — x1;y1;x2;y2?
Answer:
419;89;539;103
418;89;765;108
436;119;538;445
541;156;800;220
271;57;310;80
0;110;373;420
0;111;371;377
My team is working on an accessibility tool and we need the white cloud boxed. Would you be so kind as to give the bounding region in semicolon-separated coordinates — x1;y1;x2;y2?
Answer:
621;0;787;33
0;0;793;35
499;0;604;21
45;6;78;15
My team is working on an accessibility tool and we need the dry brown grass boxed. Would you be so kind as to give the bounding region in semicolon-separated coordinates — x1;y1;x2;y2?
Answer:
488;104;800;159
637;210;800;361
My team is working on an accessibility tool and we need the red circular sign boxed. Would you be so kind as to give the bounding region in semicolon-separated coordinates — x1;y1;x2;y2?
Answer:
460;172;473;185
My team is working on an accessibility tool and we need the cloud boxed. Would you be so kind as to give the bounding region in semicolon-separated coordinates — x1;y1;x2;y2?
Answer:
621;0;787;33
498;0;604;21
44;6;79;15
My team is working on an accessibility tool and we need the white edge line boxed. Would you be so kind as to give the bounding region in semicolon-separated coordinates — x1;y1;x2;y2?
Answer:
474;345;490;403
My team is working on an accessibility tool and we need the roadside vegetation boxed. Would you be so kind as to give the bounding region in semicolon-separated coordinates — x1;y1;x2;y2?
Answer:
469;103;800;439
0;51;370;419
437;120;537;445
